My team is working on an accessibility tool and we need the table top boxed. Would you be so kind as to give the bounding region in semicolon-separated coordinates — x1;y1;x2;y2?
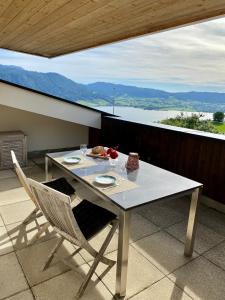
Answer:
47;150;202;211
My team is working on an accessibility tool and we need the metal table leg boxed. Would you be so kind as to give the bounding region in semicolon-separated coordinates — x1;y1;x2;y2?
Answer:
45;156;53;181
115;210;131;298
184;188;200;256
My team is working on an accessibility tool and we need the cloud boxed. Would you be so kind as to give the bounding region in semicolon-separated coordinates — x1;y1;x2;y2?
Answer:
1;17;225;92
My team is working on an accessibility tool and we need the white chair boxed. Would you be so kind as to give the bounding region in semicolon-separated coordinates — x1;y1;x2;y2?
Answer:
28;178;118;299
11;150;76;244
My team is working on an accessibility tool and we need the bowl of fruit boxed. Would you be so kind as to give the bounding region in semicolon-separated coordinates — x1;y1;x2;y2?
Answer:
87;146;119;161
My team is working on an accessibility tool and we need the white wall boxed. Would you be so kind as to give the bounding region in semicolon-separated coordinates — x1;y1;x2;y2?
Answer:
0;104;88;151
0;82;102;129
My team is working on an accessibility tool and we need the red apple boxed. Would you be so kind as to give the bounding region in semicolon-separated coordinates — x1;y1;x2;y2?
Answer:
110;150;118;159
107;148;113;155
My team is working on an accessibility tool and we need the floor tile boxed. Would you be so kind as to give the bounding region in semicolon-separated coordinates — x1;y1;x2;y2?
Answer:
23;165;43;175
204;240;225;271
0;187;30;207
129;213;159;242
0;200;35;225
169;256;225;300
133;231;198;274
17;237;86;286
163;196;191;216
95;246;164;298
0;225;14;256
0;252;28;299
137;201;184;228
23;169;45;182
6;289;34;300
166;220;225;254
26;159;36;167
199;206;225;236
31;157;45;168
0;215;3;226
22;164;45;182
0;177;21;192
0;169;16;180
49;166;68;178
32;267;113;300
80;226;119;262
6;217;54;250
131;277;191;300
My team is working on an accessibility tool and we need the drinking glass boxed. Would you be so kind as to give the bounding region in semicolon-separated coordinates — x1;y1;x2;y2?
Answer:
80;144;87;156
118;159;126;175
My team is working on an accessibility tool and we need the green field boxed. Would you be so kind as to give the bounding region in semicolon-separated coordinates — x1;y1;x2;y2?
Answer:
212;122;225;133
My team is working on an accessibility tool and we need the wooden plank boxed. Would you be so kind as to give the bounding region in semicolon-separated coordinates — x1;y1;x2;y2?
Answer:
1;0;225;56
14;0;115;50
0;0;51;41
0;0;31;28
0;0;14;16
0;0;82;46
24;0;133;46
7;0;108;48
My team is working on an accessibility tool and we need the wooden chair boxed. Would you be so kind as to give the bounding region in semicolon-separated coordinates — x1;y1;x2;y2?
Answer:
11;150;76;244
28;178;118;299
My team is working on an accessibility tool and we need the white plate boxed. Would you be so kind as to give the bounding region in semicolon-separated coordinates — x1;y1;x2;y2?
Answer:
95;175;116;185
63;156;81;164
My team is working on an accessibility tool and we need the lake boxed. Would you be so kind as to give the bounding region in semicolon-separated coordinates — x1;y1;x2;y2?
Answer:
97;106;213;125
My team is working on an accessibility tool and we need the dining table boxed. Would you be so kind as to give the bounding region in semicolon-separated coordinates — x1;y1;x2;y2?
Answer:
45;149;202;298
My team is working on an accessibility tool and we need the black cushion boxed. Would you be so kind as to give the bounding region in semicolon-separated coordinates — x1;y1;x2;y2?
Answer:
44;177;75;196
72;200;116;240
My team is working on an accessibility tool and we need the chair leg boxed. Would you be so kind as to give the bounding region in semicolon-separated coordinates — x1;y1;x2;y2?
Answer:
42;237;64;271
36;211;43;219
22;207;41;225
76;221;118;299
99;254;116;267
27;222;50;246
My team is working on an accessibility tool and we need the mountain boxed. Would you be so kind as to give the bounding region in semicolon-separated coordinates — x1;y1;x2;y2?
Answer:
1;64;225;112
0;64;109;103
87;82;169;99
88;82;225;103
174;91;225;103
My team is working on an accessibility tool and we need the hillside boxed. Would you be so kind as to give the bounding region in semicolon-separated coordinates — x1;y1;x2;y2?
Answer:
0;64;109;104
1;64;225;112
87;82;169;99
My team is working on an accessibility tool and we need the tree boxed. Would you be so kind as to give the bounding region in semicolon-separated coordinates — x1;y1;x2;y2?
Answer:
161;113;219;134
213;111;224;123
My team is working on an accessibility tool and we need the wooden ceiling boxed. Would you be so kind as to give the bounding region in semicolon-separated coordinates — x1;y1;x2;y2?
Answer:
1;0;225;58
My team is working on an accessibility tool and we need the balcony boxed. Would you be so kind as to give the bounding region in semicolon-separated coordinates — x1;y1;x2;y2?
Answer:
1;153;225;300
1;1;225;299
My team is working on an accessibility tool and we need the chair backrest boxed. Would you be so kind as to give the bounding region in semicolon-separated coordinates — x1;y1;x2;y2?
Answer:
11;150;38;206
28;178;86;245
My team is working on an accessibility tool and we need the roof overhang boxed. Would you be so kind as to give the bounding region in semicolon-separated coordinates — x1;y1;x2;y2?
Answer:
0;80;103;129
1;0;225;58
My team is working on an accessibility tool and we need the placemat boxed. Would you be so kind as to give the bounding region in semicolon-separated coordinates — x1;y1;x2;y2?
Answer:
54;155;97;170
83;171;139;195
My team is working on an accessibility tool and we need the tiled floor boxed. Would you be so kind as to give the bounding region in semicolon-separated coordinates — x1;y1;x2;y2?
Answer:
1;158;225;299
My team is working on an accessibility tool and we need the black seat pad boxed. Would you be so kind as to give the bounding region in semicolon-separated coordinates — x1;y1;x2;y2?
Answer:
44;177;75;196
73;200;116;240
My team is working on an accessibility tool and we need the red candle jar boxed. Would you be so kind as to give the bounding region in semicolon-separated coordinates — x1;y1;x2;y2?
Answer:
126;152;139;170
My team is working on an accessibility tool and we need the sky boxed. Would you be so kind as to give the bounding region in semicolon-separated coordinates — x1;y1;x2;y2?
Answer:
1;17;225;92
